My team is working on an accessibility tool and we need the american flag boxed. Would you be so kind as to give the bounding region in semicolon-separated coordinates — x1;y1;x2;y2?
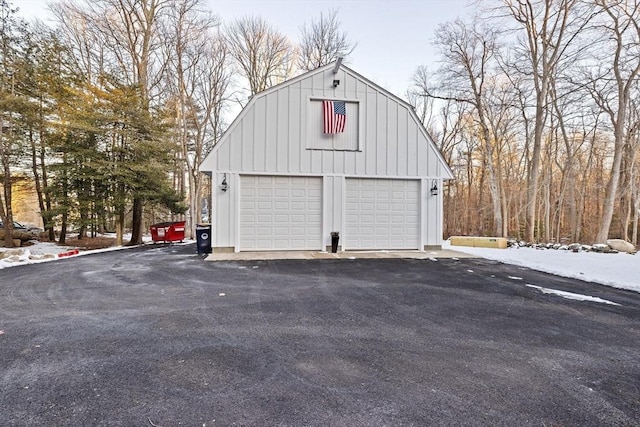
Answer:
323;100;346;134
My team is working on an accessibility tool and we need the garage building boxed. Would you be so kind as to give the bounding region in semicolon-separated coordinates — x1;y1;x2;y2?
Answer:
199;60;453;252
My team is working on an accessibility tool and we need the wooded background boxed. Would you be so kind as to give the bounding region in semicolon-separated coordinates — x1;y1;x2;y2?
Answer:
1;0;638;248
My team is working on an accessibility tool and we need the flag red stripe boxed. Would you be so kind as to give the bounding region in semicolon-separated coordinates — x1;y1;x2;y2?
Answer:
335;114;345;133
323;100;333;134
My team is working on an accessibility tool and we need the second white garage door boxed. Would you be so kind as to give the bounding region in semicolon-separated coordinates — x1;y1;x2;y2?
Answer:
240;175;322;251
345;178;420;249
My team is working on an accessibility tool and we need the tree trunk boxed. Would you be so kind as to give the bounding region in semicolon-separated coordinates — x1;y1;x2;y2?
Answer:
116;208;124;246
128;197;144;245
632;196;639;246
482;133;503;237
595;127;625;243
525;99;546;243
0;119;15;248
58;156;69;245
39;136;55;241
30;128;47;234
544;171;551;243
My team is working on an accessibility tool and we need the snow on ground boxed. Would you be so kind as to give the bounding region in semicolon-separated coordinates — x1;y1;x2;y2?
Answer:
0;234;194;270
525;284;621;306
444;240;640;293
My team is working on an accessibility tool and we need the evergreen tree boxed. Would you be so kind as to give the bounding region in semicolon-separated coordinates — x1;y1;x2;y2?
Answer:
0;0;33;247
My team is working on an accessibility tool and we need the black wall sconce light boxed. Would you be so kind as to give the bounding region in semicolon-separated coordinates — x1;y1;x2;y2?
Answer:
430;179;439;196
220;173;228;192
332;79;340;88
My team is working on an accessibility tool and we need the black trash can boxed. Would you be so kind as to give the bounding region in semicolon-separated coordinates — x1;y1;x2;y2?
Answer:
330;231;339;253
196;224;212;254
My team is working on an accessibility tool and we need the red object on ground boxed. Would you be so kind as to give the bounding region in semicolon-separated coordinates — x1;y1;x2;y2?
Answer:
58;248;80;258
150;221;186;243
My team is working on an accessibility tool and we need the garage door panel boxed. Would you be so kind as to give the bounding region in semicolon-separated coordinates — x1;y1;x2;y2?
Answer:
240;176;322;251
376;214;390;224
273;213;288;222
290;226;306;235
345;178;420;250
360;214;374;223
274;240;291;249
257;213;273;222
287;214;303;222
391;216;408;224
274;176;291;184
274;201;289;210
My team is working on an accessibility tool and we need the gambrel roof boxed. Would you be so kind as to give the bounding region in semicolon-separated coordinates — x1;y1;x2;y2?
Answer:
201;60;454;180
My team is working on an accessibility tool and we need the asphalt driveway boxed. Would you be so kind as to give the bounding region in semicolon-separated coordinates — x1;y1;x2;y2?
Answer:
1;244;639;426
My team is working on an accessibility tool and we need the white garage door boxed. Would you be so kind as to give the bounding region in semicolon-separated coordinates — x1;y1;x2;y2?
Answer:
345;178;420;249
240;175;322;251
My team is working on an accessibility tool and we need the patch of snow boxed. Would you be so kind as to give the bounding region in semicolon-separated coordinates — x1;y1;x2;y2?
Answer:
444;240;640;293
0;235;193;270
526;284;621;306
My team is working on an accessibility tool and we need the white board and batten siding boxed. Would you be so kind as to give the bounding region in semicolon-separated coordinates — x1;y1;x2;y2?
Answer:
200;62;453;252
205;67;447;178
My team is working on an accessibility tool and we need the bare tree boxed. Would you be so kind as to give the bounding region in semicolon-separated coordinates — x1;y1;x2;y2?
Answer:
418;18;506;236
297;8;355;71
165;0;231;238
52;0;105;83
548;80;595;242
407;66;437;130
225;16;296;96
502;0;593;242
587;0;640;243
624;92;640;245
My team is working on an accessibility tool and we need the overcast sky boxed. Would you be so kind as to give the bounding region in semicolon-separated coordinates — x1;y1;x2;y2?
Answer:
17;0;472;98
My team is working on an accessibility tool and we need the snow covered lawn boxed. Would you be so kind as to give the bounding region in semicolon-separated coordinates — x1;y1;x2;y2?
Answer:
0;234;174;270
444;240;640;293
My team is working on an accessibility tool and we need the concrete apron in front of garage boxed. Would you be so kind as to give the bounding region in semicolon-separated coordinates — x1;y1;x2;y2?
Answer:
205;248;477;261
